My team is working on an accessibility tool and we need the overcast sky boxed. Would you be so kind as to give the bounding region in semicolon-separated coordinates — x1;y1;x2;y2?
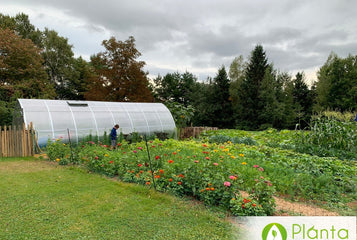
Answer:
1;0;357;83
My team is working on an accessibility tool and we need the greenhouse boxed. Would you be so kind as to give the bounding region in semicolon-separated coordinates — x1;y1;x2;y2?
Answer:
14;99;176;146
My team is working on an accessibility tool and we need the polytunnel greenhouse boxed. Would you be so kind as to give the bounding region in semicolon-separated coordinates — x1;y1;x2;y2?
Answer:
13;99;176;146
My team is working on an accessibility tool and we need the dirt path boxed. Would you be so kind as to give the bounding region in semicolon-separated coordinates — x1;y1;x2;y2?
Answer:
240;191;339;216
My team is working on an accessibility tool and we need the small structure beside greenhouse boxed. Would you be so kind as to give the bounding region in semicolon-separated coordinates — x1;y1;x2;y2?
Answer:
13;99;176;146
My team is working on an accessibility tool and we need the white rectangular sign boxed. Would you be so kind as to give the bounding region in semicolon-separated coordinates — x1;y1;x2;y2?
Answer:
235;216;356;240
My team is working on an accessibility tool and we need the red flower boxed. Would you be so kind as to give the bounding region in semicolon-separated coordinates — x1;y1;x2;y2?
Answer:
168;160;174;163
155;175;160;179
155;155;160;160
159;169;164;174
173;152;177;155
169;178;173;182
138;164;143;167
95;156;99;160
253;203;257;207
205;157;210;160
178;174;184;178
178;181;182;185
109;160;113;164
146;182;150;185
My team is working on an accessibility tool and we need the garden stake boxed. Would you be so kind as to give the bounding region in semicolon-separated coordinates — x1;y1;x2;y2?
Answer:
67;128;74;163
144;135;156;190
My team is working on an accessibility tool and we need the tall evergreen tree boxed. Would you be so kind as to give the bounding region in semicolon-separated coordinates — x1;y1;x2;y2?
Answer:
292;72;313;128
237;45;269;130
210;66;233;128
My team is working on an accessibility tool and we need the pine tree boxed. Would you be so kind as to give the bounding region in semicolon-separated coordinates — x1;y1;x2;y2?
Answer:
211;66;234;128
237;45;268;130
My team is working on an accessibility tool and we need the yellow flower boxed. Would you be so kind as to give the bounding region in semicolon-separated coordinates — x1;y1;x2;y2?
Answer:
241;162;247;165
56;158;60;162
104;154;109;157
231;155;236;159
239;153;244;157
213;149;218;152
223;148;229;152
227;141;232;144
63;143;66;146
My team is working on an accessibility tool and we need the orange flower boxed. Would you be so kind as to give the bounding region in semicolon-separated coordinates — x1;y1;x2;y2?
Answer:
159;169;164;174
146;182;150;185
169;178;173;182
168;160;174;163
201;189;205;192
206;188;210;191
210;187;215;191
155;175;160;179
253;203;257;207
178;181;182;185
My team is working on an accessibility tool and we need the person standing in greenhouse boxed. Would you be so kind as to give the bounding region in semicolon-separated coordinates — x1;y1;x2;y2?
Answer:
110;124;120;150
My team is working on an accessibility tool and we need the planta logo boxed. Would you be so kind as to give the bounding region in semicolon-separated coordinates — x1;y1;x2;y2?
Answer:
262;223;287;240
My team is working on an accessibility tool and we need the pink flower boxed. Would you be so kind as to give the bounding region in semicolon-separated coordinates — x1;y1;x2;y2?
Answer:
137;147;143;150
194;160;199;163
229;175;237;180
224;181;231;187
95;156;98;160
258;167;264;172
253;165;259;168
213;163;218;166
133;150;137;153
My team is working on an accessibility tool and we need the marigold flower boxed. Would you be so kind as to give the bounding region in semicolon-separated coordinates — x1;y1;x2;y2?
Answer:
210;187;215;191
168;160;174;163
208;183;212;186
231;156;236;159
241;162;247;165
224;181;231;187
56;158;60;162
239;153;244;157
205;188;210;191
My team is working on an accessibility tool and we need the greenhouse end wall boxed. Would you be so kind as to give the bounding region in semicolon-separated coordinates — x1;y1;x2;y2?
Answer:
16;99;176;146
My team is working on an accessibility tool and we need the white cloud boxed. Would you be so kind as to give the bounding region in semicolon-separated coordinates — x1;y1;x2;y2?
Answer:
1;0;357;82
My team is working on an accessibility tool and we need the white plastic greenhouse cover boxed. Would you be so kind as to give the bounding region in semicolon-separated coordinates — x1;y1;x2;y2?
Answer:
16;99;176;145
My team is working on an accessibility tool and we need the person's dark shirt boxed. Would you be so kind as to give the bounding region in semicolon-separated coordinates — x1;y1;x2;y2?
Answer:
110;127;117;140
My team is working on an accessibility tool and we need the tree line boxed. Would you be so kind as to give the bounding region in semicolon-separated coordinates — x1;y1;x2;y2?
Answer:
1;13;356;129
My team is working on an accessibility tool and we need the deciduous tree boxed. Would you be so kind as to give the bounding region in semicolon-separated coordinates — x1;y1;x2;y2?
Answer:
85;36;154;102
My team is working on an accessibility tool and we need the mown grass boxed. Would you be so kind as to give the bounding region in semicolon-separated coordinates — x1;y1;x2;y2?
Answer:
0;159;237;240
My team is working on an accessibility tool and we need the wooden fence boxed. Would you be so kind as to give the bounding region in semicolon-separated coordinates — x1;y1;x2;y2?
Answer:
0;123;35;157
180;127;218;139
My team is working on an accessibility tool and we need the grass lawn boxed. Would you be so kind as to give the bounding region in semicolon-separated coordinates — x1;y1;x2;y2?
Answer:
0;158;238;239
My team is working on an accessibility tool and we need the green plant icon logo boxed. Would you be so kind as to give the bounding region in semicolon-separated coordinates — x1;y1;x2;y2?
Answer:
262;223;287;240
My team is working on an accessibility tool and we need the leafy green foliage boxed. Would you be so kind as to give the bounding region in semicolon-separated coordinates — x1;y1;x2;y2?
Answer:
164;101;195;128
